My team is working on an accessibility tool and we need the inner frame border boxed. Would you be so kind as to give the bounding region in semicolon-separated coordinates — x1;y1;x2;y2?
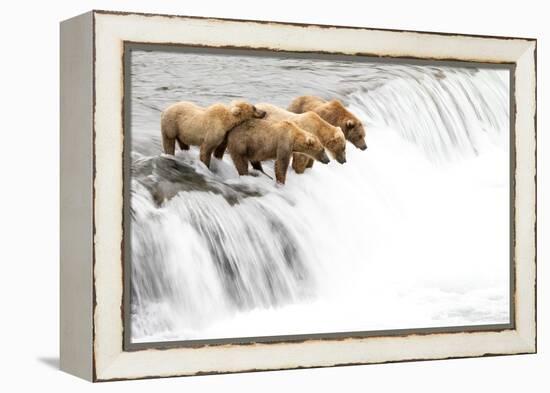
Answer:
121;41;517;352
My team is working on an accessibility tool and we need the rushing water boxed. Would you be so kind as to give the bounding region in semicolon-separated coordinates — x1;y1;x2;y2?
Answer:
129;50;510;343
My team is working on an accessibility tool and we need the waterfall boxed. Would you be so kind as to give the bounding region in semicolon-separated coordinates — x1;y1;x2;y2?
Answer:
130;156;316;339
129;51;510;342
347;66;509;162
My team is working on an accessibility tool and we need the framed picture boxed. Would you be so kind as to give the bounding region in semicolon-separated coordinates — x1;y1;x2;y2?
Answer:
60;10;537;381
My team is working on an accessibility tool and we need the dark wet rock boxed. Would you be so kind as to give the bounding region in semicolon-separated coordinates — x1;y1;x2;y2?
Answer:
433;70;446;80
132;155;263;207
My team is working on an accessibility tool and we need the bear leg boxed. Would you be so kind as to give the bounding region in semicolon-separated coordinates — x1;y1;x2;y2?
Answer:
230;152;249;176
291;153;309;174
251;161;263;172
200;132;226;168
177;138;189;150
199;144;215;168
306;158;314;169
213;138;228;159
162;133;176;155
275;154;291;185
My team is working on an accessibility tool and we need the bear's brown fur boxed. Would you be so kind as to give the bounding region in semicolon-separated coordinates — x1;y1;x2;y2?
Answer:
288;96;367;150
160;100;266;168
227;119;330;184
256;103;346;174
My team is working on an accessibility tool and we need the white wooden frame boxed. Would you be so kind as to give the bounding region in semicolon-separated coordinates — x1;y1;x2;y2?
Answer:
60;10;537;382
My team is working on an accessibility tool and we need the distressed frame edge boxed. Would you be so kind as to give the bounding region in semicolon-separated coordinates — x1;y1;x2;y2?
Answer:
90;9;537;42
95;351;537;383
512;40;537;354
90;11;537;381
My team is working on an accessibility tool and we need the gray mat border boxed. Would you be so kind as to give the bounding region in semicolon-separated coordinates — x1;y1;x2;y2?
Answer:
122;42;516;352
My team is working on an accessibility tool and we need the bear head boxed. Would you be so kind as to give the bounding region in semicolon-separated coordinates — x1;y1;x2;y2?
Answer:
343;117;367;150
229;100;266;121
325;127;347;164
290;122;330;164
326;100;367;151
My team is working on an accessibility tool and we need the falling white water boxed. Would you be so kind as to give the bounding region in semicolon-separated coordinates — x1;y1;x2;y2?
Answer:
129;50;510;343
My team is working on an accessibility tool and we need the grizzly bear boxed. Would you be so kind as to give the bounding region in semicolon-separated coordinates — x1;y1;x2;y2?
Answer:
160;100;266;168
256;103;346;174
288;96;367;150
227;119;330;184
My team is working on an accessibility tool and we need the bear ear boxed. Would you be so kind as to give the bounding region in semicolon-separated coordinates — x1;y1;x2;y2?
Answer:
231;106;242;116
305;135;316;147
328;134;342;148
328;134;343;146
346;119;355;129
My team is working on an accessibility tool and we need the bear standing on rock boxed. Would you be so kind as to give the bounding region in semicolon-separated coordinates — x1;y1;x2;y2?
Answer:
288;96;367;151
256;103;347;174
227;119;330;185
160;100;266;168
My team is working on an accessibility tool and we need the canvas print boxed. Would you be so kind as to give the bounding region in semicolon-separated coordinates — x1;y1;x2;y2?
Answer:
126;47;511;344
